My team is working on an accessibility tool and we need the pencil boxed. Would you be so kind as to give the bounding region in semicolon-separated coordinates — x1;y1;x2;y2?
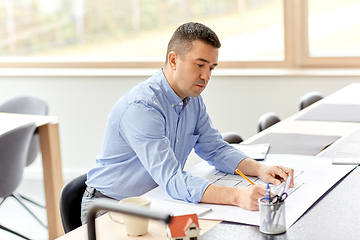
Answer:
235;169;255;185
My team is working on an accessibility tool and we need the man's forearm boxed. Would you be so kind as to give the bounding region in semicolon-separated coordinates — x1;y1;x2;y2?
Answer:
200;158;263;206
200;182;266;211
236;158;265;176
200;184;240;206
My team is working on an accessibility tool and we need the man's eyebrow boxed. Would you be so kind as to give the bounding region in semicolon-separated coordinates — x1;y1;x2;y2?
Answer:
197;58;218;66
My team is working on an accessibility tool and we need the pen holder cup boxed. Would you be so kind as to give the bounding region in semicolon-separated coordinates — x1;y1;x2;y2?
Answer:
258;197;286;235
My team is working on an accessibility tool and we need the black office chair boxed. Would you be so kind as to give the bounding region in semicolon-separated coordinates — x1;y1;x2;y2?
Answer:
299;91;323;110
0;122;36;240
59;173;87;233
257;112;281;133
221;131;243;144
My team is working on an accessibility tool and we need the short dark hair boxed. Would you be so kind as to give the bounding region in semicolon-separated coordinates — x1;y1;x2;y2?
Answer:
165;22;221;63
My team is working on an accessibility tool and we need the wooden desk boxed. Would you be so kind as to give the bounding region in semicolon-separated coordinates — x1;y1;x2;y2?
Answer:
0;113;64;239
56;213;221;240
55;83;360;240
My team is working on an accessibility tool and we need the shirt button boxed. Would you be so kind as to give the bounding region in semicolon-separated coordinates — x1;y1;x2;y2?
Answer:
171;104;174;107
179;102;183;105
177;139;179;143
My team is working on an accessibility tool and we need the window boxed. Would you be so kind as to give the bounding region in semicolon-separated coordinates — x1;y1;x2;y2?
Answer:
0;0;359;68
308;0;360;56
297;0;360;67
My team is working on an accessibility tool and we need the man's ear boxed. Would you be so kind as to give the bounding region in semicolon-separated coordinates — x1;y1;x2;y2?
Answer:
168;51;177;70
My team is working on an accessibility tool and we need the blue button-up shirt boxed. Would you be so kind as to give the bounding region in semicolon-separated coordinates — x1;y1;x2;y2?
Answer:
86;69;249;203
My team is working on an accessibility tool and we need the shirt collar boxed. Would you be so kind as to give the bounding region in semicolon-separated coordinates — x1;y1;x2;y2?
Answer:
157;68;191;108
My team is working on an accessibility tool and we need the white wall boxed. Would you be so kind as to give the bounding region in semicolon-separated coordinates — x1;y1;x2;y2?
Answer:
1;71;359;181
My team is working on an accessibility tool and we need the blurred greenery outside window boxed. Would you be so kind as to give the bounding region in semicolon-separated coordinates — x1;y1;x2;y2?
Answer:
0;0;359;68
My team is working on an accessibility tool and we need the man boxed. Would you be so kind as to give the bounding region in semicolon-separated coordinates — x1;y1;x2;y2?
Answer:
81;22;294;224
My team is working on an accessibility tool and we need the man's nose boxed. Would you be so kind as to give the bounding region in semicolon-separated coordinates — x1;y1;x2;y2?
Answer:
201;69;211;82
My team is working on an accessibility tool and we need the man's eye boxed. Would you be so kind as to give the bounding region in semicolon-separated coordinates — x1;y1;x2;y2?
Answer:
197;64;204;67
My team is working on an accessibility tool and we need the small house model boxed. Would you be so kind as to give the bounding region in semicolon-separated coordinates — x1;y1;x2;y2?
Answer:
166;214;200;240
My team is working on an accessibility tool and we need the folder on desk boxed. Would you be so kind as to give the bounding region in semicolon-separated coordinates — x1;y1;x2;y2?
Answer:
249;133;341;156
231;143;270;160
332;158;360;165
321;129;360;163
297;104;360;122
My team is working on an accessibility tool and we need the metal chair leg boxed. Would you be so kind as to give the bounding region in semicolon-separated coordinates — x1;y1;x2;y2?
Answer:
11;192;47;229
18;194;45;209
0;224;32;240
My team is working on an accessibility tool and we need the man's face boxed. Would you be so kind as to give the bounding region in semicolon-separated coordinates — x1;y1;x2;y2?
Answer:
170;39;219;100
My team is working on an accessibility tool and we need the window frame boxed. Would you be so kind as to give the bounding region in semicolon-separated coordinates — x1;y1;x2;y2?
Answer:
295;0;360;68
0;0;359;69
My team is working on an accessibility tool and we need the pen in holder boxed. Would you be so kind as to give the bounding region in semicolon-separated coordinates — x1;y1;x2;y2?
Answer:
258;197;286;235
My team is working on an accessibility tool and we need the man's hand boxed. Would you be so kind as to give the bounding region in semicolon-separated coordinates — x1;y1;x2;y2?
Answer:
237;158;294;188
235;185;266;211
200;158;294;211
200;184;266;211
257;165;294;187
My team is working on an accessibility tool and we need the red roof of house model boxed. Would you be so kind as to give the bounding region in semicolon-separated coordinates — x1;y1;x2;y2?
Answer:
167;214;199;238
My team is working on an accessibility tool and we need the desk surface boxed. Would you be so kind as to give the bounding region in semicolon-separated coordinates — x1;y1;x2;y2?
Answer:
205;83;360;239
0;112;58;134
201;167;360;240
57;83;360;239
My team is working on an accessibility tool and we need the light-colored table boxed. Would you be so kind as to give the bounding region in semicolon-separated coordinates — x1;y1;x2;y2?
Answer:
0;113;64;239
244;83;360;146
201;83;360;239
56;83;360;240
56;213;220;240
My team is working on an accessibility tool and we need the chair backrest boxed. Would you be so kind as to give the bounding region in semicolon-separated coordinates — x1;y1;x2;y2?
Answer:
299;91;323;110
222;131;243;144
257;112;281;133
0;122;36;198
60;173;88;233
0;95;49;166
0;95;49;115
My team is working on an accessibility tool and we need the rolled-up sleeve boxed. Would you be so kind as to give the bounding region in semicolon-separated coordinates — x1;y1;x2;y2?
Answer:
193;97;249;174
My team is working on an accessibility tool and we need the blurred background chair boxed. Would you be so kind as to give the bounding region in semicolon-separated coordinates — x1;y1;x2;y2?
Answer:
0;122;36;240
60;173;87;233
0;95;48;210
257;112;281;133
299;91;323;110
221;131;243;144
0;95;49;167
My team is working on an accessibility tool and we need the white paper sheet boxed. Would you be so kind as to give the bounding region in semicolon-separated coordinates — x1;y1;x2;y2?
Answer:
144;154;357;228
